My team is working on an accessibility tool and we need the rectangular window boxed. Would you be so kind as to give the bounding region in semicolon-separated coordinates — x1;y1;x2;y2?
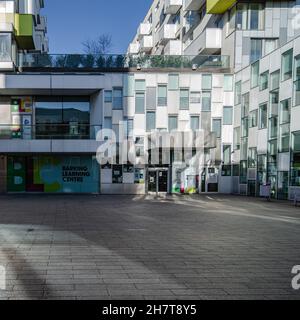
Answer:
113;88;123;109
135;79;146;91
125;118;133;138
223;145;232;165
250;39;262;63
241;93;249;118
241;138;248;161
259;103;268;129
249;110;258;128
270;90;279;117
241;118;249;138
280;99;291;124
190;91;201;104
168;74;179;90
270;70;280;91
282;49;293;81
240;161;248;184
180;89;189;110
248;147;257;168
234;127;241;150
212;119;222;138
168;116;178;132
104;90;112;103
146;87;157;110
224;75;233;91
234;3;264;31
146;112;156;132
0;33;12;62
158;85;167;106
291;131;300;186
249;3;264;30
269;117;278;139
135;92;145;114
294;55;300;106
223;106;233;125
280;123;290;153
251;61;259;88
259;71;269;91
202;74;212;90
190;116;200;131
202;91;211;111
235;81;242;105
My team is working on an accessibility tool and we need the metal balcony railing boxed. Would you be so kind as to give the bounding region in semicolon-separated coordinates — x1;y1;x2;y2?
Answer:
18;53;230;70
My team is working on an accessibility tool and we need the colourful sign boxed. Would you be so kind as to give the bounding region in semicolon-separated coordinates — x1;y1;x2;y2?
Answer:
7;156;99;193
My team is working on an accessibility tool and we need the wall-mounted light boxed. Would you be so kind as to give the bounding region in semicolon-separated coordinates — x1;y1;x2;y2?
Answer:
192;64;198;71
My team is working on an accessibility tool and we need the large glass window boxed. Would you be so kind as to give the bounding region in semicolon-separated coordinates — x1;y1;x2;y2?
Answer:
113;88;123;109
223;145;232;165
250;39;262;63
282;49;293;81
251;61;259;88
235;81;242;105
146;112;156;132
270;70;280;91
249;110;258;128
180;89;189;110
259;103;268;129
202;74;212;90
168;116;178;132
223;106;233;125
234;3;264;31
190;116;200;131
248;147;257;168
202;91;211;111
158;85;167;106
234;127;240;150
212;119;222;138
135;92;145;114
0;33;12;62
294;55;300;106
35;97;90;139
241;93;249;118
259;71;269;91
291;131;300;186
224;75;233;91
280;99;291;125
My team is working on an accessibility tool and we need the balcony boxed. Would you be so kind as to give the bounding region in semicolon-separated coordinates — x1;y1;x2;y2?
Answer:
140;36;153;52
128;43;140;55
14;14;35;50
207;0;237;14
197;28;222;54
36;15;47;32
184;0;206;11
164;40;182;55
165;0;183;14
185;28;222;55
137;23;152;39
17;53;230;71
158;24;178;45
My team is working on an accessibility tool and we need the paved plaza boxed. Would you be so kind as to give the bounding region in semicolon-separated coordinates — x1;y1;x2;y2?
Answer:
0;194;300;300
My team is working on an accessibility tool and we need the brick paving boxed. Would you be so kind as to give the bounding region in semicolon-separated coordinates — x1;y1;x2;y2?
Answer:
0;194;299;300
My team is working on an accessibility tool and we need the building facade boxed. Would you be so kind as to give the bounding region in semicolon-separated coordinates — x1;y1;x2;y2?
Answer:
0;0;300;200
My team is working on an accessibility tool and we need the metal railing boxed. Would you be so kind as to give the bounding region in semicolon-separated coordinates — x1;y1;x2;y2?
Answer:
0;124;102;140
18;53;230;70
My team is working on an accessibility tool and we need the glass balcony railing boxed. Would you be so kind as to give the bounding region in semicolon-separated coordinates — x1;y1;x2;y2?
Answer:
18;53;230;70
0;124;102;140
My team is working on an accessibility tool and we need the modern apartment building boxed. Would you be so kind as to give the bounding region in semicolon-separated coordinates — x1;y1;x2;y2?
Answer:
0;0;48;71
0;0;299;200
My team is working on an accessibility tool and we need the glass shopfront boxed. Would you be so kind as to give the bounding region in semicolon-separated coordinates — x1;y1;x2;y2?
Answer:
7;156;99;193
35;97;90;139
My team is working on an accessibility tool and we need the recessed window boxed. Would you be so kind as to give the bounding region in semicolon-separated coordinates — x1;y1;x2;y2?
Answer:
251;61;259;88
259;103;268;129
135;92;145;114
224;75;233;91
168;116;178;132
249;110;258;128
202;91;211;111
259;71;269;91
250;39;262;63
190;116;200;131
282;49;293;81
158;85;167;106
202;74;212;90
180;89;189;110
235;81;242;105
223;106;233;125
104;90;112;103
113;88;123;109
146;112;156;132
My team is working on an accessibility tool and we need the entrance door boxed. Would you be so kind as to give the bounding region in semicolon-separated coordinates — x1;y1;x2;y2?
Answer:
158;170;168;193
148;171;157;193
148;169;168;193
